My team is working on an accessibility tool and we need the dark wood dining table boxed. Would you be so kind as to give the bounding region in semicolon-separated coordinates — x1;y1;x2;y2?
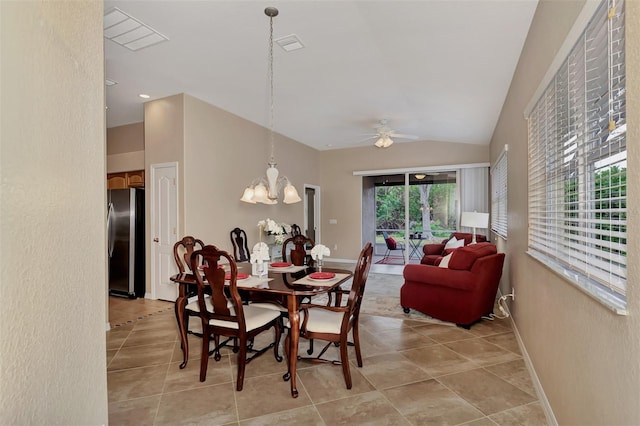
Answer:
170;263;353;398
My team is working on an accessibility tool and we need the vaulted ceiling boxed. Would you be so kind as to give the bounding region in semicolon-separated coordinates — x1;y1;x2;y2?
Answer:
104;1;538;150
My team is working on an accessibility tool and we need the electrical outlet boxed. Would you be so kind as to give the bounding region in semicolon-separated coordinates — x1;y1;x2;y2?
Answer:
333;244;338;251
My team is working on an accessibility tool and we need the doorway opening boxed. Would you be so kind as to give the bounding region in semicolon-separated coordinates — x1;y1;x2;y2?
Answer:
363;171;458;265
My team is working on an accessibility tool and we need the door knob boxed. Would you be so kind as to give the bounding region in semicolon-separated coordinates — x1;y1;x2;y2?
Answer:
153;238;159;242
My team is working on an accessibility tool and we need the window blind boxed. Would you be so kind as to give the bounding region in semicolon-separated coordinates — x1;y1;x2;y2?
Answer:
491;146;508;239
527;0;626;302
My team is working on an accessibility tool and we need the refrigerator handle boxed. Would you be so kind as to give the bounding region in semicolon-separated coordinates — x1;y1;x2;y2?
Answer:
107;202;116;258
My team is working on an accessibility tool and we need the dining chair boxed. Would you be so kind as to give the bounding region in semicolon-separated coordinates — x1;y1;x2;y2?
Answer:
173;236;205;273
285;242;373;389
282;234;315;267
230;227;251;262
382;231;405;262
173;236;207;368
189;245;282;390
290;224;302;236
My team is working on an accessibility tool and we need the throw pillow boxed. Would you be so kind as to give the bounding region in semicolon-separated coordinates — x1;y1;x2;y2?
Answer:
387;237;397;249
438;253;453;268
444;237;465;250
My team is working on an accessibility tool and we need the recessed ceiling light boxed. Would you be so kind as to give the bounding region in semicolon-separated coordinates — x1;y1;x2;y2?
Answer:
139;94;150;99
105;79;118;86
415;174;426;180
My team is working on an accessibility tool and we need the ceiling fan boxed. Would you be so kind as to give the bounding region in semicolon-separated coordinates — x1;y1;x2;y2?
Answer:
361;119;419;148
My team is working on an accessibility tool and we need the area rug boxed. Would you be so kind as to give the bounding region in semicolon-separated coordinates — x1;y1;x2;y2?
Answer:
374;256;406;265
313;272;453;326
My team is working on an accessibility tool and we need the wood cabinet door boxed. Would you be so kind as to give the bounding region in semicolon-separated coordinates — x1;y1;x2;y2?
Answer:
107;170;145;188
107;173;127;189
127;170;145;187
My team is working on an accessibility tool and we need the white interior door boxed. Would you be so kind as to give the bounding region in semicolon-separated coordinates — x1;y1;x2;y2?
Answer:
151;162;178;301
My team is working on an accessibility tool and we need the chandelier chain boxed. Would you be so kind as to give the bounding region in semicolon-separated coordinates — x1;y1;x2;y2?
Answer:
268;13;275;165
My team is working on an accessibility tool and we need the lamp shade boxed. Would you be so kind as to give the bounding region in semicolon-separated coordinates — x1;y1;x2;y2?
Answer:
283;183;302;204
240;187;256;203
460;212;489;229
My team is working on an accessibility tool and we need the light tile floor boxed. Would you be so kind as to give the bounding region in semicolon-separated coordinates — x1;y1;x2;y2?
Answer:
107;296;547;425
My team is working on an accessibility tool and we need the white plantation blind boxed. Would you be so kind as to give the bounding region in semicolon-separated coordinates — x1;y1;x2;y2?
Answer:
491;146;508;239
527;0;626;306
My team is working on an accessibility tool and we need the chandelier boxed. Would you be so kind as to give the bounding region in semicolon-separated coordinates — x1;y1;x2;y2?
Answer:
240;7;301;205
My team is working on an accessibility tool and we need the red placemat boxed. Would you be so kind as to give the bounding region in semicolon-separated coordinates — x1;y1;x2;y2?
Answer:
225;273;249;280
308;272;336;280
270;262;292;268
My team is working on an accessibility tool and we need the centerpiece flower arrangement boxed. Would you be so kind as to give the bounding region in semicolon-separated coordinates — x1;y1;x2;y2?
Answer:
257;218;291;245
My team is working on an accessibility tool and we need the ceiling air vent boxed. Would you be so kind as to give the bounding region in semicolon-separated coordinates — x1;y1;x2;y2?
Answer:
275;34;304;52
104;7;169;51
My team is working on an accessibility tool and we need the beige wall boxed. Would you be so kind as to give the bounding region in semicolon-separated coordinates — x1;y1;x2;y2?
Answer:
0;1;108;424
320;141;489;258
144;94;186;292
143;94;318;291
490;0;640;424
107;122;145;172
182;95;318;251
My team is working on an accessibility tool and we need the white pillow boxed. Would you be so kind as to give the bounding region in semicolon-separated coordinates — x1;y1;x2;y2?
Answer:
438;253;453;268
444;237;465;250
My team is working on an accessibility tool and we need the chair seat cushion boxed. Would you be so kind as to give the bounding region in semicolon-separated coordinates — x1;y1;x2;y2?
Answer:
185;296;212;313
250;301;288;313
207;305;280;331
303;308;346;334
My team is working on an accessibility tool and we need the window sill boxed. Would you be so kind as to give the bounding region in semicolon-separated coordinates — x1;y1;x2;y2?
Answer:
526;251;627;315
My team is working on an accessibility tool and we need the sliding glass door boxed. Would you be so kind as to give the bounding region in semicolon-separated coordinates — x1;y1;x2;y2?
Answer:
364;171;459;262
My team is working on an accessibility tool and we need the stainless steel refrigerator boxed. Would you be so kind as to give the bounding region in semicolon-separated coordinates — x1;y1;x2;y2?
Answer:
107;188;145;298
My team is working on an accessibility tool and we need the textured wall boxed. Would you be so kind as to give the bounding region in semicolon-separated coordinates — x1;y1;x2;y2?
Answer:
0;1;108;424
107;122;145;172
182;94;319;250
490;1;640;423
319;140;489;259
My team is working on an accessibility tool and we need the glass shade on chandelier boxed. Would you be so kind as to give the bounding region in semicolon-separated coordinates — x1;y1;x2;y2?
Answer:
240;6;301;205
240;163;301;205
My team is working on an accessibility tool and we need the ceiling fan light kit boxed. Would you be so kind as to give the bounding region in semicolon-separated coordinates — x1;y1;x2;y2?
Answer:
374;135;394;148
240;7;301;205
364;119;419;148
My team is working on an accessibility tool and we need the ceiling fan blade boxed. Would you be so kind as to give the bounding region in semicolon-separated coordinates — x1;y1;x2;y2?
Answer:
391;133;419;140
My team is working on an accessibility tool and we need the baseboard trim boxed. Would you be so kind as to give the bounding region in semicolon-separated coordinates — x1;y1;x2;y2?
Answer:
499;291;558;426
326;257;357;264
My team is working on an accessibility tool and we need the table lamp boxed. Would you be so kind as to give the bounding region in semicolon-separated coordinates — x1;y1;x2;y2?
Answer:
460;211;489;244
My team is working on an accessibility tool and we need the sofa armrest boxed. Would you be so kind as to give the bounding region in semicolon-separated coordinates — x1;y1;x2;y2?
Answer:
422;243;445;256
403;264;476;292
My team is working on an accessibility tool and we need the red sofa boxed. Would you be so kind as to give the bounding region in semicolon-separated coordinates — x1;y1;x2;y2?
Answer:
421;232;488;265
401;242;505;328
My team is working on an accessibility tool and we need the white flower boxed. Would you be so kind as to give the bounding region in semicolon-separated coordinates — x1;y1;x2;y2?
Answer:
311;244;330;260
250;242;270;263
257;218;291;245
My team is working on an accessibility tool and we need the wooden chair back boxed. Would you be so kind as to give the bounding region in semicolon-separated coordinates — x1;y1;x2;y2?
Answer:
173;236;205;273
230;227;250;262
282;234;315;266
190;245;243;327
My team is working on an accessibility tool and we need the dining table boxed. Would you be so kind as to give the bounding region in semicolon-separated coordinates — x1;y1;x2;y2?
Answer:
170;262;353;398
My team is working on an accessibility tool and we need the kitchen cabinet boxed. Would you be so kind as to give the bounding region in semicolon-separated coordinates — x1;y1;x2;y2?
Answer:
107;170;145;189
